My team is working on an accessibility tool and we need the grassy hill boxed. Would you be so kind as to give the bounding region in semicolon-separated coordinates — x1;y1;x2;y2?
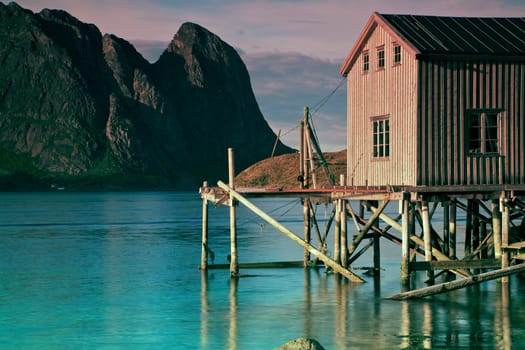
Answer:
235;150;346;189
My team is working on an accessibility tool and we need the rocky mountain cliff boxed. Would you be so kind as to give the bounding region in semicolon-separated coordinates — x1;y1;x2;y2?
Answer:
0;2;292;190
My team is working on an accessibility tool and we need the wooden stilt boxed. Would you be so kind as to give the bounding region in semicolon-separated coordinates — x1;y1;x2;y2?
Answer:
409;203;416;264
465;199;473;256
421;200;434;282
373;206;381;276
228;148;239;278
200;181;209;270
228;277;238;350
304;198;311;266
492;199;502;259
340;175;348;267
308;202;324;250
443;201;450;256
341;200;348;266
334;199;341;265
501;196;510;283
473;200;480;262
401;194;410;284
449;200;457;259
480;221;487;260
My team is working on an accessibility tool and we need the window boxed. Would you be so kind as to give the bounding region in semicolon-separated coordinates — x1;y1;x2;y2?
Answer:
372;117;390;158
362;51;369;72
393;43;401;64
377;46;385;69
468;111;499;154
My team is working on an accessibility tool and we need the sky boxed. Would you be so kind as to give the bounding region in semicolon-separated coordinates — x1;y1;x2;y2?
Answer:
14;0;525;151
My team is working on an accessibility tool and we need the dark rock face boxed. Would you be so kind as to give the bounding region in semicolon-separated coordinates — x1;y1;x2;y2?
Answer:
0;2;292;189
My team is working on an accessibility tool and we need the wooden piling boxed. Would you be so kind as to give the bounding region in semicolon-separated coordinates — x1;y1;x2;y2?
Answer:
501;196;510;283
465;199;473;256
373;208;381;276
449;201;457;259
340;175;348;267
443;201;450;256
303;198;311;266
228;148;239;277
472;200;480;261
421;200;434;282
341;199;348;267
200;181;209;270
492;199;502;259
334;199;341;265
401;194;410;283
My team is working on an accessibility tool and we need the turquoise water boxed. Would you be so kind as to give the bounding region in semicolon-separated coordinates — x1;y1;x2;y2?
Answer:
1;192;524;349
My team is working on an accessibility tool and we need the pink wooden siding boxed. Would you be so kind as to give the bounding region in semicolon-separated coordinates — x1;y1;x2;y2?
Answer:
346;25;418;186
418;60;525;185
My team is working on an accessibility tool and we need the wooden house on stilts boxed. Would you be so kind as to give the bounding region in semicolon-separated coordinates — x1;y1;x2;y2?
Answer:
201;13;525;295
339;13;525;287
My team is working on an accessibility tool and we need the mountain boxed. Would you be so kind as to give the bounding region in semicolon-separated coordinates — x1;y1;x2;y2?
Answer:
0;2;292;190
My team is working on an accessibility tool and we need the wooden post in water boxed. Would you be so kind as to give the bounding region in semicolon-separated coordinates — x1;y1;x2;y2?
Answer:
492;199;502;259
421;200;434;282
501;196;510;283
443;201;450;256
228;148;239;277
303;197;311;266
401;193;410;284
201;181;209;270
372;200;381;275
334;199;341;265
449;200;457;259
465;199;473;256
340;175;348;267
472;200;480;262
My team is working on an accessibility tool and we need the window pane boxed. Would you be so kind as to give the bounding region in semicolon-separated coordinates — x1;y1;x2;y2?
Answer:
394;45;401;63
468;111;500;154
377;49;385;68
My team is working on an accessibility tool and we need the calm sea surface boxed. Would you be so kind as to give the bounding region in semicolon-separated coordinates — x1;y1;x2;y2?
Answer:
1;191;525;349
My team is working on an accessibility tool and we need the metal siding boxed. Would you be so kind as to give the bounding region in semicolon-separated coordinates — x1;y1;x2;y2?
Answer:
381;15;525;55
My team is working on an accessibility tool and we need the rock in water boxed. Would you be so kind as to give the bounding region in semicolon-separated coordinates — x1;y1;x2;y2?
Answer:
275;338;326;350
0;2;293;189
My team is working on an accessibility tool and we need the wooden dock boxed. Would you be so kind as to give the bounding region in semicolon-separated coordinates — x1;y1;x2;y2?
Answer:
199;149;525;297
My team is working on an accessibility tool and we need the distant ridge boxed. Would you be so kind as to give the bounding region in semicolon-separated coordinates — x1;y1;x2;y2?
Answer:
0;2;293;190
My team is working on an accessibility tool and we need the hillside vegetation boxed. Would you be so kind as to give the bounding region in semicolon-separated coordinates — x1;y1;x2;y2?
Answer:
235;150;346;189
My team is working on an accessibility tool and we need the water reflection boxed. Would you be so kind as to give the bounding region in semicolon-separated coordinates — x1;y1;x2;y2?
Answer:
228;278;238;350
200;269;517;349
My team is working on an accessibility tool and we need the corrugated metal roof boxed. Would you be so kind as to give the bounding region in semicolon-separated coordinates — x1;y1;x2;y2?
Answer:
380;14;525;55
